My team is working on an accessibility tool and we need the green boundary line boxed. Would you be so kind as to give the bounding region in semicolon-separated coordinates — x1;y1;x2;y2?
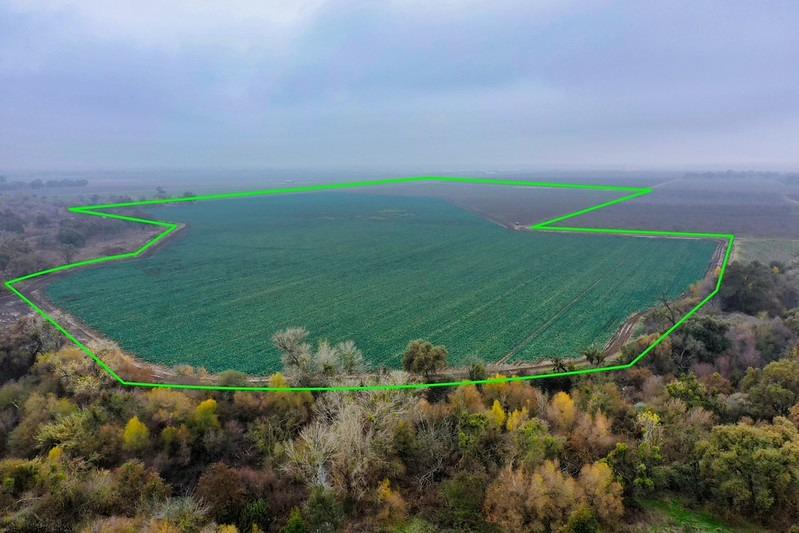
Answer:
2;176;734;392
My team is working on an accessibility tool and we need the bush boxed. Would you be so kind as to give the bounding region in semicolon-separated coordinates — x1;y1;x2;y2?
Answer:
112;460;170;513
439;472;488;529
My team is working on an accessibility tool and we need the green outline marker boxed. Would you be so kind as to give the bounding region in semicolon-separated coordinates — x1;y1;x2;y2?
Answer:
3;177;734;392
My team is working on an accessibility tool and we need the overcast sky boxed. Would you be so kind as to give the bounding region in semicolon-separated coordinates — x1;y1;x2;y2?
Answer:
2;1;798;172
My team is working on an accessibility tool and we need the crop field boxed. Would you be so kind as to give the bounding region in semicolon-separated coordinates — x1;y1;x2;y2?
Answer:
44;192;716;374
734;238;799;264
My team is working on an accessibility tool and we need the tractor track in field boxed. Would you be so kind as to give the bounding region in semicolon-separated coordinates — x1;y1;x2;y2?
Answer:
497;277;604;365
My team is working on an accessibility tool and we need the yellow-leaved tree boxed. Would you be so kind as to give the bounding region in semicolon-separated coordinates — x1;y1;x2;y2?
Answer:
506;407;529;432
192;398;220;433
488;400;507;428
547;391;576;432
376;479;408;525
123;416;150;452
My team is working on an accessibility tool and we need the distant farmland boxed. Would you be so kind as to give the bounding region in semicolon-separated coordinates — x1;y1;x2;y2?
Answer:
44;192;716;374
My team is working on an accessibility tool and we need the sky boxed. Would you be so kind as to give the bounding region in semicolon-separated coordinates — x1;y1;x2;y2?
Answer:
1;1;798;172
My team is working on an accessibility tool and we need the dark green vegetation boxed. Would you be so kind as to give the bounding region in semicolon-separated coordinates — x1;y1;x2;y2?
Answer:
720;261;798;316
45;192;715;374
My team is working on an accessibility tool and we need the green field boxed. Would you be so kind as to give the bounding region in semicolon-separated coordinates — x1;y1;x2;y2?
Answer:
44;192;716;374
734;238;799;264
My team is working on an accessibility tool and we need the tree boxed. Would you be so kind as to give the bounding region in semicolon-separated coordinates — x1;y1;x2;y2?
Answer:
468;362;487;381
457;412;501;466
192;398;220;433
334;340;366;374
508;418;564;469
440;472;489;530
719;262;796;316
281;507;308;533
402;340;447;377
666;374;718;411
484;461;584;531
696;418;799;521
570;411;615;463
684;317;731;359
667;317;733;374
741;358;799;419
376;479;408;525
581;345;607;367
123;416;150;452
505;407;528;432
143;389;193;426
304;487;343;533
112;460;170;512
785;308;799;335
487;400;506;428
218;370;248;387
197;463;249;525
272;329;367;384
485;459;623;532
0;211;25;233
56;227;86;247
0;316;62;383
548;391;576;432
634;410;663;492
551;357;568;373
578;462;624;524
273;328;315;381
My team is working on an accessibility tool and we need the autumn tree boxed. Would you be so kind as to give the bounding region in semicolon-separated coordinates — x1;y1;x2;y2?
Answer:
484;461;583;531
487;400;506;428
482;374;542;412
485;459;623;531
578;461;624;524
111;460;170;512
547;391;576;432
569;411;616;463
192;398;220;433
142;389;193;426
376;479;408;526
123;416;150;452
197;463;249;526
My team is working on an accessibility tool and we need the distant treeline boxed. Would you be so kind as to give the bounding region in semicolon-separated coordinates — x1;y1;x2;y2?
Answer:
684;170;799;182
0;176;88;190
